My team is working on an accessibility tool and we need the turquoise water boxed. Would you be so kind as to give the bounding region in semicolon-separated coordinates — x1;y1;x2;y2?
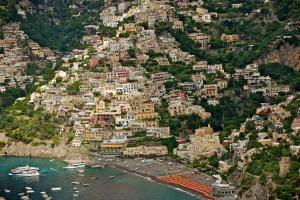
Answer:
0;156;200;200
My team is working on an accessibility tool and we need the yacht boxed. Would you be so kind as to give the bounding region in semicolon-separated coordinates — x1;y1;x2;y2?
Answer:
63;162;85;169
10;165;40;176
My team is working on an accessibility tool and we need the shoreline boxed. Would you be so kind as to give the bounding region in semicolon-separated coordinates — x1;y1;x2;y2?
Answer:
1;154;209;199
109;163;208;200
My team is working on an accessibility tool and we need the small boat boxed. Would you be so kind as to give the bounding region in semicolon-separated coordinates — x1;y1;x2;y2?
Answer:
73;194;78;197
18;192;25;196
63;162;85;169
78;169;84;173
108;176;114;179
79;174;85;177
50;159;54;162
20;196;30;200
4;189;10;193
25;187;32;190
51;187;62;191
40;191;46;195
72;181;80;185
27;190;35;193
73;187;77;190
91;164;105;168
90;177;97;180
83;184;90;187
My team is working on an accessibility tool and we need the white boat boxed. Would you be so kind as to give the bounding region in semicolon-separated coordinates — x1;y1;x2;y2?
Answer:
51;187;62;191
108;176;114;179
4;189;10;193
73;194;78;197
11;165;39;173
25;187;32;190
27;190;35;193
63;162;85;169
72;181;80;185
40;191;46;195
18;192;25;196
10;165;39;177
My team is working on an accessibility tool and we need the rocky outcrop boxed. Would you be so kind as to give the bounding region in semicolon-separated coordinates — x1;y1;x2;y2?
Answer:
241;182;268;200
0;142;92;161
255;44;300;70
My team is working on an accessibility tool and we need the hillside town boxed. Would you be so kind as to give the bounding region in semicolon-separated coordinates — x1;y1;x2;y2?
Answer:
1;0;300;199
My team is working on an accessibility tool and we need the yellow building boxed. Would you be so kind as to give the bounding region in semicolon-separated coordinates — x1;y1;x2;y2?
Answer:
189;125;222;160
221;34;240;42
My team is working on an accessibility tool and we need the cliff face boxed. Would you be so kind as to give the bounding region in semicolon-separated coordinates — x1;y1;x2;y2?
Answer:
241;182;268;200
0;142;92;161
255;44;300;70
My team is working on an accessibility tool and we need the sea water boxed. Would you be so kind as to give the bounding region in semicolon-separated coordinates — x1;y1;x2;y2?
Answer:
0;156;200;200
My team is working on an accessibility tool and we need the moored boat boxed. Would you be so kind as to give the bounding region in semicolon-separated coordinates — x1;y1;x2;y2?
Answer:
63;162;85;169
10;165;39;177
51;187;62;191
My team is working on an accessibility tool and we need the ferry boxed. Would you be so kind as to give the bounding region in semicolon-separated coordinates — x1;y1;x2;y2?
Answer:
63;162;85;169
9;165;40;176
10;165;40;174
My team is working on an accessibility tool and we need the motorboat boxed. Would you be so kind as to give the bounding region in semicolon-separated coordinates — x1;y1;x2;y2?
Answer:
51;187;62;191
63;162;85;169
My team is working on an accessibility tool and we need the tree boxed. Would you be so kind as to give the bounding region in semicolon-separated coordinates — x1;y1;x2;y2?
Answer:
66;81;81;95
161;136;178;154
127;47;136;58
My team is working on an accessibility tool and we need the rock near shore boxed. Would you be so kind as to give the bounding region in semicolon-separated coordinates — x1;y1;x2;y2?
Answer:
0;142;91;160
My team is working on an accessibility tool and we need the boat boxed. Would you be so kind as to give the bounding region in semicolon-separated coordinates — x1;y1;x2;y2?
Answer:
4;189;10;193
27;190;35;193
63;162;85;169
91;164;105;168
40;191;46;195
71;181;80;185
108;176;114;179
73;194;78;197
51;187;62;191
20;196;30;200
83;184;90;187
18;192;25;196
10;165;39;177
25;187;32;190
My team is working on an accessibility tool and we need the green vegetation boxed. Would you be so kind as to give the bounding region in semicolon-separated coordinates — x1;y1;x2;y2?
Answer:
259;63;300;91
274;0;300;21
20;0;104;51
161;136;178;154
66;81;82;95
0;99;62;143
244;144;300;199
197;78;265;132
0;0;20;24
